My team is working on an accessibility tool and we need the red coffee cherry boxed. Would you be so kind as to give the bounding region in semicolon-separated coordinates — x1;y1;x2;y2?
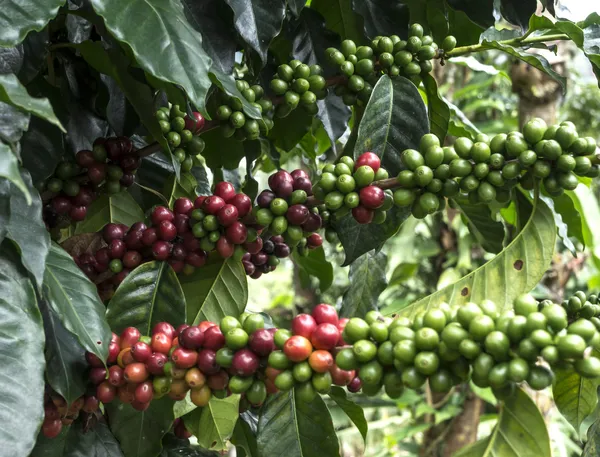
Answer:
359;186;385;209
283;335;312;362
103;223;125;242
269;170;294;198
179;326;204;349
76;149;95;168
217;204;239;227
125;230;144;250
158;220;177;241
207;370;230;390
194;195;207;209
256;190;275;208
330;364;355;386
197;349;220;375
130;341;152;362
286;204;310;225
173;214;190;235
202;196;226;215
216;237;235;258
42;418;63;438
306;233;323;248
82;395;100;413
185;112;205;133
308;349;334;373
96;381;117;403
146;352;168;375
174;197;194;215
352;206;374;224
85;351;103;368
107;341;120;364
291;314;318;339
151;332;172;354
229;194;252;217
302;213;322;232
124;362;149;383
355;152;381;172
87;163;106;185
108;365;125;386
134;381;154;403
231;349;260;376
152;322;176;339
108;239;126;259
171;347;198;368
186;250;207;267
73;187;95;206
203;326;225;350
120;327;141;349
151;206;174;225
141;228;158;246
291;169;310;180
248;328;275;356
182;232;201;251
52;197;72;215
347;376;362;393
243;237;263;255
337;318;349;345
123;251;142;269
214;182;236;202
152;241;172;261
310;323;340;350
95;247;111;266
89;367;107;385
172;244;187;261
225;221;248;244
312;303;339;325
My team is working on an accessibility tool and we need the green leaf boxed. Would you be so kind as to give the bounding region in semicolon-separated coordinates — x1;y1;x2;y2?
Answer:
310;0;364;44
353;75;429;176
268;108;313;153
446;0;494;29
452;198;505;253
231;412;258;457
75;191;145;234
352;0;410;39
4;168;49;286
202;128;247;170
328;387;368;442
334;206;411;266
445;96;482;140
293;247;334;291
64;421;124;457
41;303;87;405
583;414;600;456
30;425;70;457
107;397;174;457
568;186;600;274
454;388;551;457
256;391;339;457
106;261;187;335
0;142;30;203
341;250;387;318
90;0;212;116
553;361;600;435
20;115;66;183
422;74;449;142
43;242;111;362
552;192;584;246
223;0;286;67
499;0;537;31
184;396;240;451
540;195;577;257
180;254;248;325
0;243;45;457
0;0;63;47
209;71;262;120
383;194;555;316
0;73;64;131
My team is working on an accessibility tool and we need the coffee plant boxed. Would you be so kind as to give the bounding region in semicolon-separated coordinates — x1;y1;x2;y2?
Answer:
2;0;600;456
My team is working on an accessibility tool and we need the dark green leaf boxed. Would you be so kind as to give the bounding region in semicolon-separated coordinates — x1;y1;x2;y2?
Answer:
0;242;45;457
0;181;9;244
446;6;485;47
43;242;111;362
310;0;364;44
256;391;339;457
334;206;411;266
454;388;551;457
184;396;240;451
90;0;212;116
223;0;286;67
269;108;313;153
75;191;145;234
20;115;66;183
499;0;537;31
0;29;49;84
0;142;30;202
231;412;258;457
0;73;64;131
41;302;87;405
452;198;505;253
0;102;30;144
180;254;248;324
554;360;600;435
328;387;368;442
446;0;494;29
202;128;246;169
289;0;307;17
352;0;409;39
161;434;219;457
107;397;174;457
182;0;237;74
4;168;49;286
384;195;555;316
30;424;70;457
64;421;124;457
422;74;449;142
209;71;262;121
353;75;429;176
290;8;350;144
0;0;63;47
583;414;600;456
293;247;334;291
341;250;387;317
106;261;187;335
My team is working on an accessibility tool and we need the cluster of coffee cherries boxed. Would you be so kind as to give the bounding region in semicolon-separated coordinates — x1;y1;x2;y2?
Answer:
252;169;324;248
40;387;99;438
269;62;328;117
156;105;207;172
241;235;291;279
327;24;456;101
392;118;599;218
313;152;393;224
214;80;274;140
41;137;139;229
335;292;600;400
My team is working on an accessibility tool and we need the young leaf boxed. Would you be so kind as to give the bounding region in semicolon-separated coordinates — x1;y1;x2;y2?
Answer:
41;302;88;405
256;391;339;457
422;74;449;142
75;191;145;234
4;169;50;287
0;73;64;131
0;0;63;47
180;254;248;324
106;261;187;335
294;247;334;291
328;387;368;442
340;250;387;318
451;198;505;254
454;388;551;457
43;242;111;362
184;396;240;451
384;194;555;316
107;397;174;457
353;75;429;176
63;421;124;457
310;0;364;44
0;244;45;457
553;356;600;435
89;0;212;116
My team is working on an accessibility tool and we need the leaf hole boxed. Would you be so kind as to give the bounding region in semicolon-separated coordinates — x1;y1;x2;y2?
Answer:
97;341;102;345
514;260;524;270
461;287;469;296
211;441;217;448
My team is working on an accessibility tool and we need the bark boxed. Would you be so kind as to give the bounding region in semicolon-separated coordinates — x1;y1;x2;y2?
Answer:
441;394;484;457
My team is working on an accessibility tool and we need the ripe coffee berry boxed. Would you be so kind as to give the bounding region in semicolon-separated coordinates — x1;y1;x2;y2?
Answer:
225;221;248;244
120;327;141;348
158;220;177;241
146;352;168;375
124;363;149;383
171;244;187;261
230;194;252;217
217;204;239;226
151;206;174;225
269;170;294;198
352;206;374;224
203;326;226;350
152;322;176;339
359;186;385;209
257;190;276;208
123;251;142;269
231;349;260;376
108;239;126;259
214;182;236;202
203;196;226;215
141;228;158;246
174;197;194;215
152;333;172;354
197;349;220;375
171;347;198;368
152;241;172;260
355;152;381;172
249;328;276;356
311;323;340;350
130;341;152;362
286;204;310;225
174;214;190;234
217;237;235;258
292;314;318;339
307;233;323;248
180;326;204;349
186;250;207;267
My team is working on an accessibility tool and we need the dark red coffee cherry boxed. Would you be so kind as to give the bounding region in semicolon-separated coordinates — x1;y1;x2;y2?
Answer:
231;349;260;376
182;232;200;251
158;220;177;241
152;241;172;260
274;243;291;258
230;194;252;217
179;326;204;349
197;349;220;375
352;206;374;224
186;250;207;267
257;190;276;208
52;197;72;215
217;204;239;227
123;251;142;269
105;138;121;161
291;169;310;181
108;239;126;259
120;174;135;187
359;186;385;209
151;206;174;225
225;221;248;244
269;170;294;198
243;237;263;255
302;213;322;232
293;176;313;194
134;381;153;403
171;244;187;261
141;228;158;246
194;196;207;209
120;155;140;172
89;367;107;385
125;230;144;250
146;352;168;375
103;223;125;242
174;197;194;215
73;187;95;206
87;164;106;184
307;233;323;248
286;204;310;225
76;149;95;168
70;206;87;221
249;328;275;356
214;182;236;202
202;196;226;215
